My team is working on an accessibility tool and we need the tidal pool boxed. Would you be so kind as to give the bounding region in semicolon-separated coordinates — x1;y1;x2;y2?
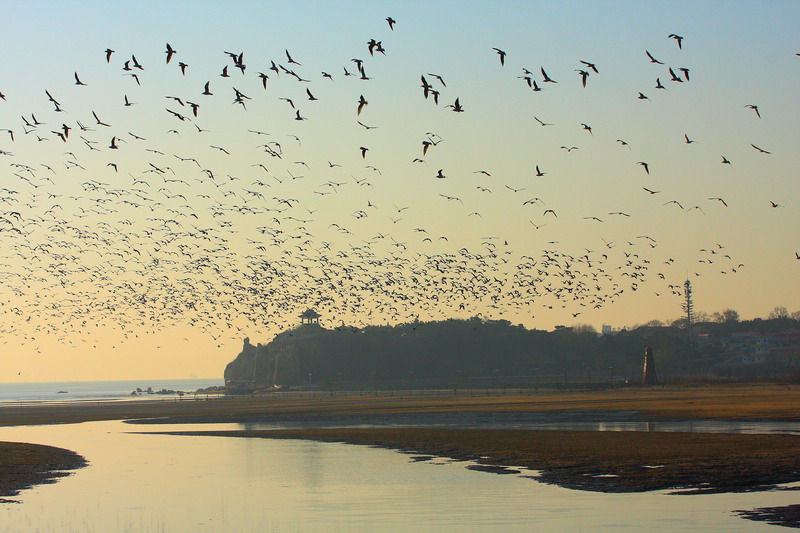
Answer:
0;421;797;532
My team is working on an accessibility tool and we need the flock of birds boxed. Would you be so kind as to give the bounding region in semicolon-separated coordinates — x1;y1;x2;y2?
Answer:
0;16;794;358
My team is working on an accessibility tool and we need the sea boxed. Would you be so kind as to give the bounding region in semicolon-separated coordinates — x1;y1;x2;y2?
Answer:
0;378;223;404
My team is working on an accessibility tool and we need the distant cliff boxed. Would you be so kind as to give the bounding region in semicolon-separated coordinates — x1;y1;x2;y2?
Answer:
225;318;646;388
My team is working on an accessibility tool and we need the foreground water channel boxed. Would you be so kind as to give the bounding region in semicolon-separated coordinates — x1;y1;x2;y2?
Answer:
2;415;800;532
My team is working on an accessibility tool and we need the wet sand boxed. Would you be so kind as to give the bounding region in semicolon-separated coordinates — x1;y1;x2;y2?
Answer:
0;442;86;503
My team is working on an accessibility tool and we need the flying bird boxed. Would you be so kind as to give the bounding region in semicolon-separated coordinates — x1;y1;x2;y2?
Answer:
708;197;728;207
576;69;589;87
580;60;598;74
541;67;557;83
165;43;176;64
285;49;301;65
668;34;684;49
645;50;663;64
492;48;507;66
745;104;761;118
447;98;464;112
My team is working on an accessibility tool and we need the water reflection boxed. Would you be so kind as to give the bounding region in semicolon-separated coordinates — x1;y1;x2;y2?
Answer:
0;421;797;532
230;411;800;435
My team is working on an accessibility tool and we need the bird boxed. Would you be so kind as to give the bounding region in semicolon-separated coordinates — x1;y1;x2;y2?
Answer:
637;92;649;100
74;72;87;86
751;144;771;154
645;50;663;64
745;104;761;118
576;69;589;87
447;98;464;112
580;60;599;74
105;48;115;62
708;197;728;207
359;146;368;158
637;162;650;174
109;136;118;149
386;17;396;30
721;156;732;165
684;133;696;144
285;49;301;65
492;48;507;66
581;123;593;135
541;67;557;83
165;43;176;64
535;165;546;176
668;34;684;49
202;81;212;96
357;95;368;115
92;110;110;127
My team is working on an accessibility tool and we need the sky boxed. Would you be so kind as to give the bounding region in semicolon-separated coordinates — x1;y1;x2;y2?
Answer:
0;1;798;382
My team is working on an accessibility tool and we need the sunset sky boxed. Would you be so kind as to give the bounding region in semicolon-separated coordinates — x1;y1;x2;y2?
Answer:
1;1;798;382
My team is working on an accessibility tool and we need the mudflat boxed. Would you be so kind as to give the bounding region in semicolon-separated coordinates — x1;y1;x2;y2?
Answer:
0;441;86;503
3;383;800;427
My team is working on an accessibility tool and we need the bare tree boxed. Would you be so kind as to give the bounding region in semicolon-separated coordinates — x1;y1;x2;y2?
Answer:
768;306;789;320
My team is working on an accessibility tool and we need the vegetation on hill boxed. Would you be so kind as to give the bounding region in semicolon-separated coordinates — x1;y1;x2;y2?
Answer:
224;315;800;388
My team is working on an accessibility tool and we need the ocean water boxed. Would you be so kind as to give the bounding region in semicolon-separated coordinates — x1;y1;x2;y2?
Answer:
0;378;223;404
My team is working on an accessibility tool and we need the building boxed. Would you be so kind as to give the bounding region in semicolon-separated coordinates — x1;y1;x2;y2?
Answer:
299;309;321;325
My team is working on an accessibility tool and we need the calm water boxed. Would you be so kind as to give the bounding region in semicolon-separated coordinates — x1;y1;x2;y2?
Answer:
0;420;797;532
0;379;222;404
235;410;800;435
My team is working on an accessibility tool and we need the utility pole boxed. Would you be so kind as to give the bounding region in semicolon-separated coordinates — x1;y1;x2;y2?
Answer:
682;279;694;349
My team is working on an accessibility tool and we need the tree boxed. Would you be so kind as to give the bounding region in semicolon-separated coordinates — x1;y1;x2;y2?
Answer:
682;279;694;347
768;306;789;320
712;309;740;323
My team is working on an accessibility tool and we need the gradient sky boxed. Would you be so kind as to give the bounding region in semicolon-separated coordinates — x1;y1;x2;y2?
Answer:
1;1;798;382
